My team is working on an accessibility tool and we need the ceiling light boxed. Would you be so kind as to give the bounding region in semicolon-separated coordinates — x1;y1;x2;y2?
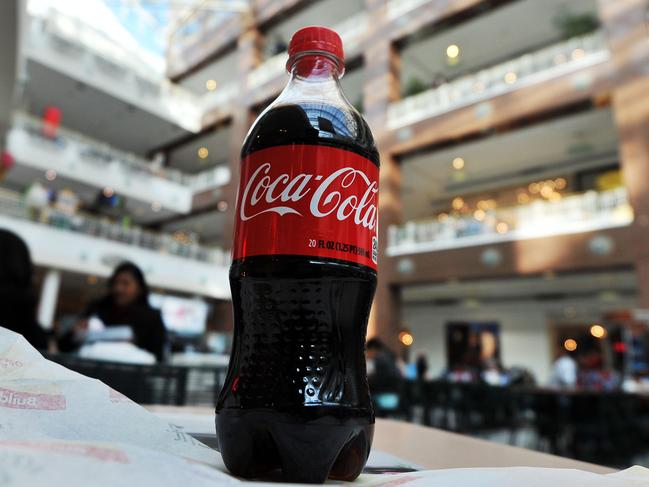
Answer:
590;324;606;339
496;222;509;234
564;338;577;352
571;48;585;60
399;331;414;346
45;169;57;181
504;72;517;84
198;147;209;159
205;79;217;91
217;200;228;212
452;197;464;210
446;44;460;59
452;157;465;170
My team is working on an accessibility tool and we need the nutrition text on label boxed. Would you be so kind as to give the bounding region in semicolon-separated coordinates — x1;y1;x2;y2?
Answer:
308;238;371;259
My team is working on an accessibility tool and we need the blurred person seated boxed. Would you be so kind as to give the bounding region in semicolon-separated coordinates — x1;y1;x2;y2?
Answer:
444;350;481;383
481;358;509;386
0;229;49;349
366;338;403;414
577;347;620;391
59;262;167;362
550;348;577;389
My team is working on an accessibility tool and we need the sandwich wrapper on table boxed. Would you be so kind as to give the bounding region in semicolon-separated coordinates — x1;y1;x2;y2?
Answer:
0;327;647;487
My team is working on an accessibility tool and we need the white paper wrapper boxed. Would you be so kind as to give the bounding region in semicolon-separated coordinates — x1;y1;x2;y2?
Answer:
0;326;647;486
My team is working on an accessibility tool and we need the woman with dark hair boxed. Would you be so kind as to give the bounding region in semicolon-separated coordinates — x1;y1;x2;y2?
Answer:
0;229;48;349
61;262;167;361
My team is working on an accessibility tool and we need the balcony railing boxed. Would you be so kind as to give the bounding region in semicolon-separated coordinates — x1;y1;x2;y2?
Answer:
247;11;368;90
0;188;229;266
12;113;230;195
387;187;633;256
386;0;429;20
26;8;202;132
387;32;609;129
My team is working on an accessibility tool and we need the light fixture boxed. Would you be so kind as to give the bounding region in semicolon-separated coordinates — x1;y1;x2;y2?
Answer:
452;157;465;170
446;44;460;59
540;185;554;198
496;222;508;234
590;324;606;339
151;201;162;212
555;177;567;189
564;338;578;352
473;209;486;221
45;169;57;181
504;72;517;84
517;193;530;204
529;182;540;194
571;48;585;60
399;331;414;346
205;79;217;91
437;212;449;222
452;197;464;210
198;147;209;159
103;187;114;198
217;200;228;212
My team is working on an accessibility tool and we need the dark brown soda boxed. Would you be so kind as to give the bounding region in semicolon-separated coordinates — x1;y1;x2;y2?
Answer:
216;102;378;483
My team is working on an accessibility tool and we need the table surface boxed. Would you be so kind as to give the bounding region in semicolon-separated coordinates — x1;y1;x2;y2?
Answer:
145;405;614;474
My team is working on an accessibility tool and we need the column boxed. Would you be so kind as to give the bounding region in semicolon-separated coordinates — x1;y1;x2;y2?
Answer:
220;12;263;251
363;0;403;350
600;0;649;305
37;269;61;330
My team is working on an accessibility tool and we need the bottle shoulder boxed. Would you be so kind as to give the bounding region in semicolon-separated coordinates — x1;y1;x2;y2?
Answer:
241;103;379;165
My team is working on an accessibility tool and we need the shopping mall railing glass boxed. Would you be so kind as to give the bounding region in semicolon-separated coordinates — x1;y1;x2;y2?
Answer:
12;113;230;193
0;188;229;265
387;32;609;129
387;187;632;256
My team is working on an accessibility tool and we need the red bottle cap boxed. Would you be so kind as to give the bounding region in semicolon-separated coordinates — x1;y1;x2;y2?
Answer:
288;26;344;65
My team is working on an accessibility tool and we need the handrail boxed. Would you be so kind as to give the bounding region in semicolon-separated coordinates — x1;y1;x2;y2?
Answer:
0;187;229;265
387;187;633;255
387;32;609;129
12;113;230;193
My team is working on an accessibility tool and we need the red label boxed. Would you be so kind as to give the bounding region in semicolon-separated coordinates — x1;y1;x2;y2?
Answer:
233;145;379;270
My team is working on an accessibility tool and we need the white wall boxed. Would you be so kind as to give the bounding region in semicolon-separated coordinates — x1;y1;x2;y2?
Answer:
403;296;637;384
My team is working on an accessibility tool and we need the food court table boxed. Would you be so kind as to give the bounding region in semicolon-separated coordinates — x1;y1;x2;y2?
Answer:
145;405;614;475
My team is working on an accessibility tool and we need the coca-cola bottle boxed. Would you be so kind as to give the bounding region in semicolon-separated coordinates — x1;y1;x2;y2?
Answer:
216;26;379;483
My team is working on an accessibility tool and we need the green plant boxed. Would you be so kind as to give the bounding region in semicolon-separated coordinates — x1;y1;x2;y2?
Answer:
553;8;599;39
403;77;428;97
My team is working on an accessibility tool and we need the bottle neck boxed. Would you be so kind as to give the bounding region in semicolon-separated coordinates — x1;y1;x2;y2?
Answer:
287;53;343;82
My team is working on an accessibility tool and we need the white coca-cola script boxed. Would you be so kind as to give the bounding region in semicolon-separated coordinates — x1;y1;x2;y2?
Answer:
240;162;378;230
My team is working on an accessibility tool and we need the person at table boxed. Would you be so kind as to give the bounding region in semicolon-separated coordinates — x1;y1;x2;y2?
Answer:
550;346;577;389
59;262;167;361
366;338;403;392
0;229;49;350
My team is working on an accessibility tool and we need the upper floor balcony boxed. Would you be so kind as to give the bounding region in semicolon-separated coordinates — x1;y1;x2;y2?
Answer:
25;4;202;133
246;10;368;101
0;188;230;298
387;31;608;130
6;113;230;214
387;187;633;257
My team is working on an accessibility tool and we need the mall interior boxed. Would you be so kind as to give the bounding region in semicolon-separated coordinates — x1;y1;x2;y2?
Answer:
2;0;649;469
